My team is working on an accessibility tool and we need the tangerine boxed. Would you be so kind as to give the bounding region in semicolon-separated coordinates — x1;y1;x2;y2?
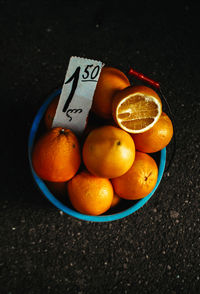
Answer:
67;171;114;215
132;112;173;153
92;67;130;119
111;151;158;200
82;125;135;178
32;127;81;182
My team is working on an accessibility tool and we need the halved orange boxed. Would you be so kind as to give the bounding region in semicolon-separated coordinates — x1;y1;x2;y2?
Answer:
112;85;162;134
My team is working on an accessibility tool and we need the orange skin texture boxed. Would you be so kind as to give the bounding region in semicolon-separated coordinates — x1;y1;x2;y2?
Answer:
44;96;59;130
111;151;158;200
92;67;130;119
132;112;173;153
82;125;135;178
32;127;81;182
67;171;114;216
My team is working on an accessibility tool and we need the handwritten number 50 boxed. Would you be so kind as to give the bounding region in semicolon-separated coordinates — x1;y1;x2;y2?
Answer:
82;65;100;81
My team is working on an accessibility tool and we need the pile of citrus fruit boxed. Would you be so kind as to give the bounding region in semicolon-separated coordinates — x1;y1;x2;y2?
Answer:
32;67;173;216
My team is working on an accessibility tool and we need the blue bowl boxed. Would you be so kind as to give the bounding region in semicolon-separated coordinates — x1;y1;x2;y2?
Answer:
28;89;166;222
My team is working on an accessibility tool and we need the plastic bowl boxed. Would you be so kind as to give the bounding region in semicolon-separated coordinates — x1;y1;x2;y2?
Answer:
28;89;166;222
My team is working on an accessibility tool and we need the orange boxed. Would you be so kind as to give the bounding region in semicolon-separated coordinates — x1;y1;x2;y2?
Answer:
111;151;158;200
82;125;135;178
44;96;59;129
112;85;162;133
67;171;114;215
91;67;130;119
132;112;173;153
32;127;81;182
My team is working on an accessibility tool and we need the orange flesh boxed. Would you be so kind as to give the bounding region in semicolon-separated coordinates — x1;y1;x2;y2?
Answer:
117;95;159;130
121;118;154;130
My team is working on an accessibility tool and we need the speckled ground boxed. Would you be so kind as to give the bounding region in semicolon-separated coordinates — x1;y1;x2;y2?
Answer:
1;1;199;294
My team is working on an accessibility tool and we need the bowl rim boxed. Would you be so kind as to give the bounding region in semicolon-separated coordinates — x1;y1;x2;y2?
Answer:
28;88;166;222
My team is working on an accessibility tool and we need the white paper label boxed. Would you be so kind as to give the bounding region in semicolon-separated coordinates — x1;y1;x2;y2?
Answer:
52;56;104;135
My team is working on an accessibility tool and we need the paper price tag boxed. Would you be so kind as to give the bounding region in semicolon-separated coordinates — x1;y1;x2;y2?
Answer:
52;56;104;135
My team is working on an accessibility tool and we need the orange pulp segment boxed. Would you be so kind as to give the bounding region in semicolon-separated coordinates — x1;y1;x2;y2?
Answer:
112;85;162;134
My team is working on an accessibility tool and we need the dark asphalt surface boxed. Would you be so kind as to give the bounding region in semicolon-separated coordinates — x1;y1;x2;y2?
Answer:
1;1;200;293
